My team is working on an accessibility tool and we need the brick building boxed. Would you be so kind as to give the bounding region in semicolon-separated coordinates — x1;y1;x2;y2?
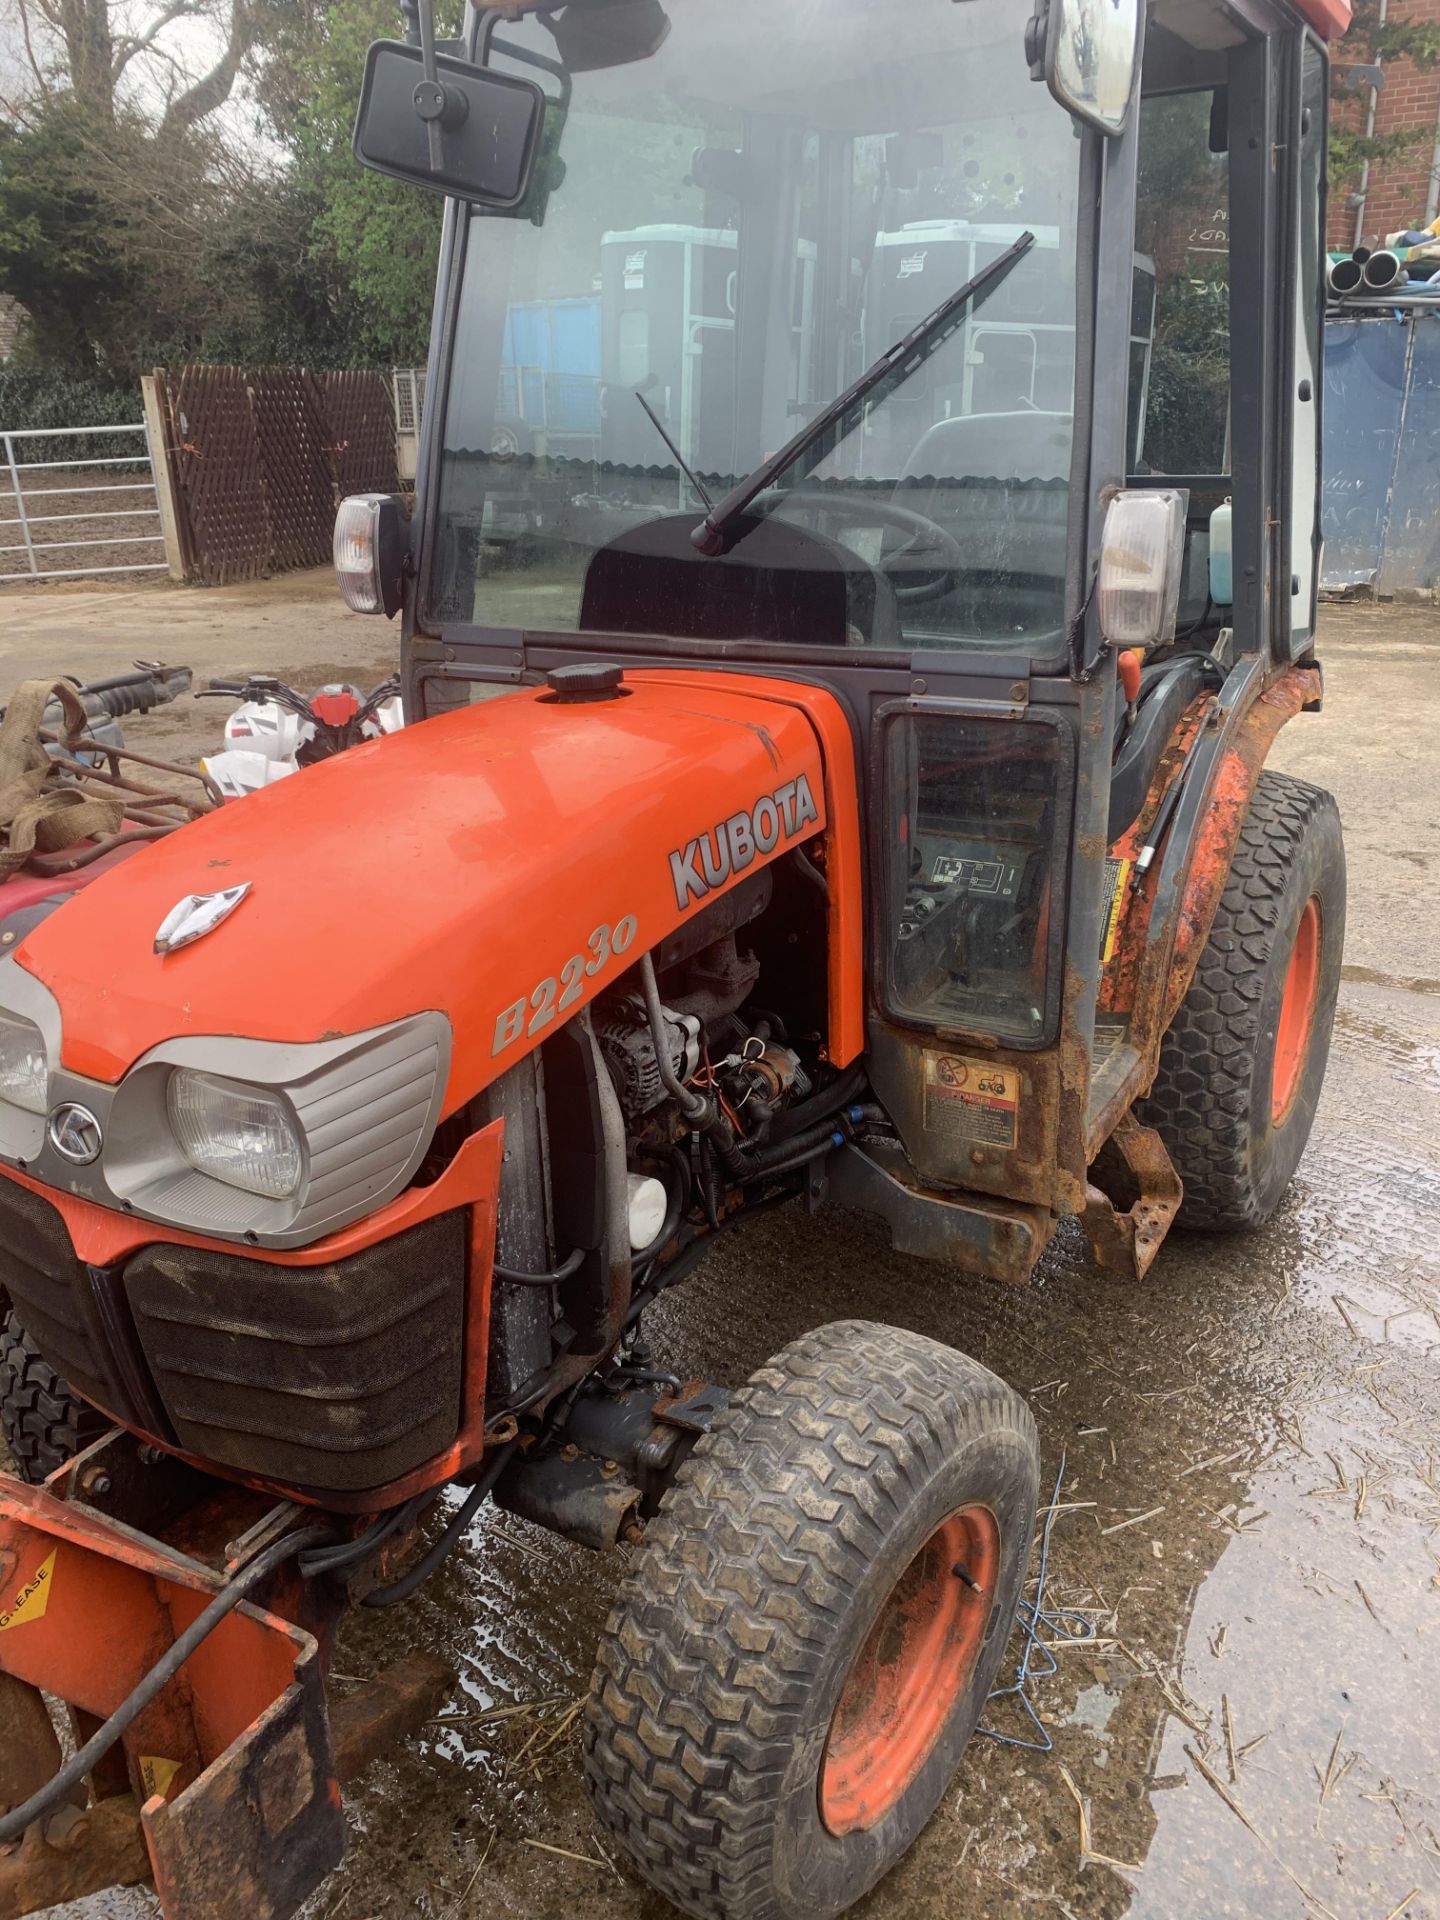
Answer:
1329;0;1440;249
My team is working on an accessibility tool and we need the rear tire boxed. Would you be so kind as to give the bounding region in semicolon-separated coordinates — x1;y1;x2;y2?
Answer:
0;1308;106;1484
584;1320;1039;1920
1140;769;1345;1230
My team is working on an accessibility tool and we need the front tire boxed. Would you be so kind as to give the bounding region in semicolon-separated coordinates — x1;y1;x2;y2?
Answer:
1140;769;1345;1230
584;1320;1039;1920
1;1308;106;1484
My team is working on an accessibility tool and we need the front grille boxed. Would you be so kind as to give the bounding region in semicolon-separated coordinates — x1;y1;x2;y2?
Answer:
0;1176;123;1417
124;1211;467;1494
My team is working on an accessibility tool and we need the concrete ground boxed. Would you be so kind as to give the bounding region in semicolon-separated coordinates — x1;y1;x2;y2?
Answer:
6;583;1439;1920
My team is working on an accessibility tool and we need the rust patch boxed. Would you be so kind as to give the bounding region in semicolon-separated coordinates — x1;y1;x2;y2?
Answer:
0;1793;150;1915
1080;1112;1183;1280
1161;669;1319;1029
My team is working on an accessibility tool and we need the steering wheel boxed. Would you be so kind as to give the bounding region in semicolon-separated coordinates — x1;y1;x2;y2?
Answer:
764;487;966;605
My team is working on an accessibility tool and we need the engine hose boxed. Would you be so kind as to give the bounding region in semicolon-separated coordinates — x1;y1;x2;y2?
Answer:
737;1126;854;1183
0;1524;328;1845
492;1246;584;1288
639;952;711;1124
719;1104;865;1181
361;1439;521;1609
765;1063;868;1144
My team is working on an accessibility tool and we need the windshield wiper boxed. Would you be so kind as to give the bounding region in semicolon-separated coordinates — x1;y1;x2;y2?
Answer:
690;228;1036;557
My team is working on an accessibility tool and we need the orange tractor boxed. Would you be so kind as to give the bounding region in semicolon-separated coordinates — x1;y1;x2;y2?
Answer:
1;0;1350;1914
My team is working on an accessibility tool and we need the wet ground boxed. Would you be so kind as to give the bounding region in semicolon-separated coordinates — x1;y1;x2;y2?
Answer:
7;589;1440;1920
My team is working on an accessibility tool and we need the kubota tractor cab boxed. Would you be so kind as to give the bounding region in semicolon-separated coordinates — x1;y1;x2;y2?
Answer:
0;2;1350;1916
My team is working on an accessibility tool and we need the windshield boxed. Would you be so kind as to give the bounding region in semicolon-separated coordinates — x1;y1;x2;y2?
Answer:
427;0;1086;654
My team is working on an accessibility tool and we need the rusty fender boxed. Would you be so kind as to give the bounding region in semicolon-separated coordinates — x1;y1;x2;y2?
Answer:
1162;666;1320;1024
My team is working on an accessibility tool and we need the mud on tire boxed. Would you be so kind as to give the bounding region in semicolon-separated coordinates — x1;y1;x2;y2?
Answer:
1140;768;1345;1231
0;1308;107;1484
583;1319;1040;1920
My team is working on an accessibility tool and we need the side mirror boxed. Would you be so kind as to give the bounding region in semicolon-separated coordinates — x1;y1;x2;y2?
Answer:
1028;0;1141;137
353;40;545;207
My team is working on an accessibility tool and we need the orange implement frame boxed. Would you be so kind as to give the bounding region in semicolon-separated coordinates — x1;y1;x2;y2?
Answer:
0;1474;343;1920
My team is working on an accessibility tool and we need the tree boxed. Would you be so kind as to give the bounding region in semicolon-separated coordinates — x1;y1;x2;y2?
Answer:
0;0;332;370
3;0;294;136
289;0;445;364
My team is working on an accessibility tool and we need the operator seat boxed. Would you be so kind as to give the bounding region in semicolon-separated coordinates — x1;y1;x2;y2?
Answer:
892;411;1072;635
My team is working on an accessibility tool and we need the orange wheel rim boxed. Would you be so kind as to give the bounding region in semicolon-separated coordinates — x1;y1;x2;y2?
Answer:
1272;897;1321;1125
820;1505;1000;1837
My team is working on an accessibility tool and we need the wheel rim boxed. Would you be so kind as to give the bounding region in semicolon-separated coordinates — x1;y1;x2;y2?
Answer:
820;1505;1000;1837
1272;897;1322;1125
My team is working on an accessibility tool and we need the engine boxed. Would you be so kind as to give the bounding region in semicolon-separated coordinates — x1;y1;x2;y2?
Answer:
595;921;810;1142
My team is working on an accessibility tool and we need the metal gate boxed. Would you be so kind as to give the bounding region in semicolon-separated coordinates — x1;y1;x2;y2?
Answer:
1;422;167;584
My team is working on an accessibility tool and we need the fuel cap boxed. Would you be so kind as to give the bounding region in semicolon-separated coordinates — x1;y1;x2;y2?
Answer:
544;662;626;703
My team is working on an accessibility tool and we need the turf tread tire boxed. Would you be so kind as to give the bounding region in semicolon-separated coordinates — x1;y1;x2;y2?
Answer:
1139;768;1344;1231
0;1308;106;1483
583;1319;1039;1920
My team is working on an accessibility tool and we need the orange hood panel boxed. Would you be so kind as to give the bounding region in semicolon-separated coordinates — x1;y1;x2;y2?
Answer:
18;671;855;1108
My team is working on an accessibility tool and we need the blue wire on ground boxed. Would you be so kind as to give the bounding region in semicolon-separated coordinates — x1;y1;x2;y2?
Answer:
978;1449;1096;1752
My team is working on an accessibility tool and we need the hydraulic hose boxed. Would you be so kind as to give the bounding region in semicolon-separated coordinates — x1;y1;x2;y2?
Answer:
0;1525;328;1845
492;1246;585;1288
764;1063;869;1145
719;1105;864;1182
361;1439;520;1609
297;1490;435;1581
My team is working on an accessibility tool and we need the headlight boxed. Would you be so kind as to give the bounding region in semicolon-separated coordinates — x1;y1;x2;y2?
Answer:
0;1010;49;1115
100;1012;451;1247
167;1069;303;1199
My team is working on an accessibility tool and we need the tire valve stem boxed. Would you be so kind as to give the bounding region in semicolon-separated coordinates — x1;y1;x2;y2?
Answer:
952;1561;985;1595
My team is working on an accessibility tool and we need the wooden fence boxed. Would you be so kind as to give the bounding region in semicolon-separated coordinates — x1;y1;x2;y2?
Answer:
151;366;399;586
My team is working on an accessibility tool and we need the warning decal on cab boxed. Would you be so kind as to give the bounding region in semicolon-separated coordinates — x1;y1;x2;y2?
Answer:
923;1052;1021;1152
0;1548;57;1633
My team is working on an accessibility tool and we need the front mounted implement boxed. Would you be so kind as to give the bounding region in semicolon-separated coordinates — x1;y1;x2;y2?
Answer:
0;1432;450;1920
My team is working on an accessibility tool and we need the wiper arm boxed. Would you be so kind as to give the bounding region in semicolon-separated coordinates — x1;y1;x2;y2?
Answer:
690;228;1036;557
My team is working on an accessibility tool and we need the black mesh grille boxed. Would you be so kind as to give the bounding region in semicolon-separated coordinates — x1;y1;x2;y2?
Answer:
0;1177;121;1416
125;1211;467;1494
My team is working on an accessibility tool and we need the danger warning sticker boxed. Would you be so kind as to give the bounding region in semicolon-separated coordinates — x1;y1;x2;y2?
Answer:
0;1548;56;1634
923;1052;1021;1151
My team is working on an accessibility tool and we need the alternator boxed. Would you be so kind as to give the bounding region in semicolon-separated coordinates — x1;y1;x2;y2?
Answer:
596;999;703;1119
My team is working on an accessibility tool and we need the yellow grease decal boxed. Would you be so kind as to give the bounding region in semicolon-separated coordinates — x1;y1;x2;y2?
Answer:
0;1548;57;1633
1102;856;1133;966
923;1052;1021;1152
139;1755;183;1801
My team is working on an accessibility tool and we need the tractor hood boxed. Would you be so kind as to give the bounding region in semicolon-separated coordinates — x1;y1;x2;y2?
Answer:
16;671;841;1112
